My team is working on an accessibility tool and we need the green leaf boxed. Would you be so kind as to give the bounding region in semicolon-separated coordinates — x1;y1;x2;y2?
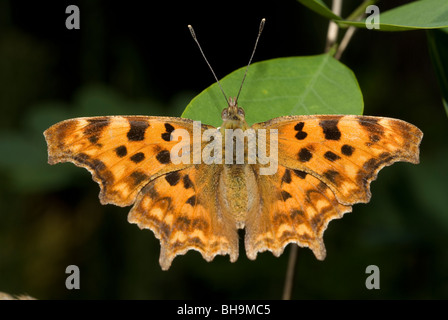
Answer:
427;28;448;117
339;0;448;31
182;55;363;127
296;0;342;20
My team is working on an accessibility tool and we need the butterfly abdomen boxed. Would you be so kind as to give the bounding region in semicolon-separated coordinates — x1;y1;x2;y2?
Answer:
218;164;259;229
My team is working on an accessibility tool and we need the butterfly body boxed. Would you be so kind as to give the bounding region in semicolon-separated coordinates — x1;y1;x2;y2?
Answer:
220;163;258;228
44;101;422;270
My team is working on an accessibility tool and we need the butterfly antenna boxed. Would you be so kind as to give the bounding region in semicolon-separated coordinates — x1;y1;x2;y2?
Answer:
235;18;266;104
188;24;229;104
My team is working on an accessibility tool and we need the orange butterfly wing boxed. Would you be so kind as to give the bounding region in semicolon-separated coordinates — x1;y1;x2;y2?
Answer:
128;164;239;270
44;116;239;269
246;115;422;260
44;116;194;206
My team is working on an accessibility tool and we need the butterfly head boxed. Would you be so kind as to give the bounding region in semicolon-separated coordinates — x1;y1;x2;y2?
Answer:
221;97;248;130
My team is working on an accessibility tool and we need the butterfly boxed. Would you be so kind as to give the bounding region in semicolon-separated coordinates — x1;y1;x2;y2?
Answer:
43;20;423;270
44;100;422;270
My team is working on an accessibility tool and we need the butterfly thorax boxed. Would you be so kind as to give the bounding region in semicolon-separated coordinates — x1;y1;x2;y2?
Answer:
219;97;253;165
217;97;258;228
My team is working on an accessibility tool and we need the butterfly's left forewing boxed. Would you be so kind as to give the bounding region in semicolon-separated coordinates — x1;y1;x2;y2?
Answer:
44;116;198;207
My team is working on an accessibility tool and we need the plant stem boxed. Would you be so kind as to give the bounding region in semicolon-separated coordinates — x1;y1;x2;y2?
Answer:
335;26;357;59
283;0;369;299
335;0;373;59
282;245;298;300
283;0;344;300
325;0;343;52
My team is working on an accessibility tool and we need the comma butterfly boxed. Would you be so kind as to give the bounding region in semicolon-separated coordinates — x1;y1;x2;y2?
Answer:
44;20;422;270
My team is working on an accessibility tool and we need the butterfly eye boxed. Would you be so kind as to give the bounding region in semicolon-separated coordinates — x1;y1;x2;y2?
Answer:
221;109;229;119
237;108;245;117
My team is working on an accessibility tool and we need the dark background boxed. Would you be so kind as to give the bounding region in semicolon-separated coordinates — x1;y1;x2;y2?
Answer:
0;0;447;299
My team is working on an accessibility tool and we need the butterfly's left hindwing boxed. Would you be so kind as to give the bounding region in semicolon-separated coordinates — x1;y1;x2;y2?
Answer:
128;164;239;270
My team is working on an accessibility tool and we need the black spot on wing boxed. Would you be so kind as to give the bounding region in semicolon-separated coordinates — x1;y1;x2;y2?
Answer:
295;131;308;140
162;123;175;142
370;134;381;143
294;122;308;140
324;170;339;184
281;190;292;201
358;118;385;136
320;119;341;140
282;169;292;184
156;150;171;164
294;122;305;131
341;144;354;156
115;145;127;157
186;195;197;206
84;119;110;145
183;174;193;189
324;151;341;162
88;135;100;144
130;152;145;163
298;148;312;162
127;120;149;141
130;171;148;186
293;170;307;179
165;171;181;186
